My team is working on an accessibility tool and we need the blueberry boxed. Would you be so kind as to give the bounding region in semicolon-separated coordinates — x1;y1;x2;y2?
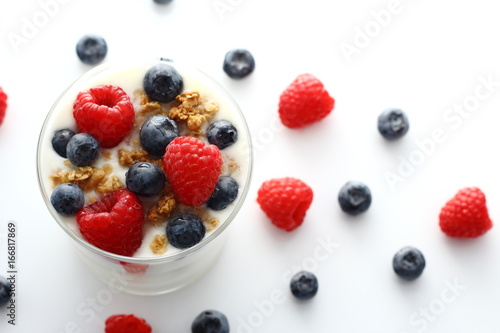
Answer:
223;49;255;79
52;129;75;158
393;246;426;281
166;214;205;249
206;120;238;150
338;181;372;216
207;176;239;210
143;63;183;103
0;275;11;307
154;0;173;3
66;133;100;167
140;115;179;157
191;310;230;333
126;162;165;197
76;34;107;65
50;183;85;216
290;271;318;300
378;108;409;140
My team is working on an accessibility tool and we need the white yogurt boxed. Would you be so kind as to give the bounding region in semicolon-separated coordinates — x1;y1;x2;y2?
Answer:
38;60;252;259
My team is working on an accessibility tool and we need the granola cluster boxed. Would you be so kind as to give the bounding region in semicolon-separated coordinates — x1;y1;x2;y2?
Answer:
168;91;218;136
50;164;123;196
150;234;168;255
118;149;163;170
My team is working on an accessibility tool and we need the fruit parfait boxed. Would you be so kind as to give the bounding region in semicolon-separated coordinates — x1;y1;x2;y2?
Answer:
37;59;252;295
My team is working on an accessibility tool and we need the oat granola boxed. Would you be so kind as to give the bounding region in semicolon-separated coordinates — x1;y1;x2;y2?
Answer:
150;234;168;255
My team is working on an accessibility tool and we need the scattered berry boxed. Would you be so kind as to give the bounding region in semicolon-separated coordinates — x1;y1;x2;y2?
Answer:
0;87;7;126
392;246;426;281
163;136;223;206
77;189;144;256
139;114;179;157
439;187;493;238
290;271;318;300
206;120;238;150
223;48;255;79
166;214;206;249
105;314;152;333
207;176;239;211
0;275;11;307
76;34;107;65
192;310;230;333
278;74;335;128
126;162;165;197
257;177;313;231
52;129;75;158
73;84;135;148
66;133;100;167
50;183;85;216
338;181;372;216
143;63;183;103
377;108;409;140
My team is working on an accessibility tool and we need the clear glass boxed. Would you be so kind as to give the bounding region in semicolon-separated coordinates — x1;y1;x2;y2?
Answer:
36;58;253;295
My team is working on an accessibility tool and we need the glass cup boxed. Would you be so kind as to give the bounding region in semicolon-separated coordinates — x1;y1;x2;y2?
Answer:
36;58;253;295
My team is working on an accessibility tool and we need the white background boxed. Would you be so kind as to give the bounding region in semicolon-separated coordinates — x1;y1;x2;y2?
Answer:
1;0;500;332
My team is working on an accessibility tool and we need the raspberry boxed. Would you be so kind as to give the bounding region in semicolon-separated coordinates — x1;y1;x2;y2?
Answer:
278;74;334;128
439;187;493;238
120;262;149;274
73;85;135;148
163;136;223;206
77;189;144;256
105;314;152;333
0;87;8;126
257;177;313;231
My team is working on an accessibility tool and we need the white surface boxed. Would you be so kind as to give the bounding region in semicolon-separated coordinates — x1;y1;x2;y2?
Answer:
1;0;500;332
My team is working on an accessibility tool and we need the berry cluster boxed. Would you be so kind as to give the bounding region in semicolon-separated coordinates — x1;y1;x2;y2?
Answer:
49;62;242;257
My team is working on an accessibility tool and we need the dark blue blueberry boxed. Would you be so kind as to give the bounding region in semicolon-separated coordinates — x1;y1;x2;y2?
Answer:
143;63;183;103
139;115;179;157
0;275;11;307
50;183;85;216
338;181;372;216
52;129;75;158
76;35;107;65
166;214;205;249
290;271;318;300
126;162;165;197
154;0;173;3
393;246;426;281
223;49;255;79
378;108;409;140
207;176;239;210
191;310;230;333
66;133;100;167
206;120;238;150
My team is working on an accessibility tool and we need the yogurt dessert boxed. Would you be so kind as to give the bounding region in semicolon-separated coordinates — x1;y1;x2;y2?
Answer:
37;59;252;294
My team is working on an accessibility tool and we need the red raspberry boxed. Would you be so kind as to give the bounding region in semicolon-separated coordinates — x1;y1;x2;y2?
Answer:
163;136;223;206
439;187;493;238
120;262;149;274
105;314;152;333
257;177;314;231
278;74;335;128
77;189;144;256
0;87;7;126
73;85;135;148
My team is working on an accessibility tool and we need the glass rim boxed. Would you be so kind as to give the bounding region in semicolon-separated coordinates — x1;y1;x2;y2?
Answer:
36;58;253;264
